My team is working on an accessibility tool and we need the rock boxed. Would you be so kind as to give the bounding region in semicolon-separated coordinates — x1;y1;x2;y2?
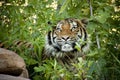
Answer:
0;48;29;78
0;74;30;80
20;68;29;78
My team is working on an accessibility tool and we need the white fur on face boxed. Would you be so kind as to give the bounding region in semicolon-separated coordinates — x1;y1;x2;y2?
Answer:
44;19;89;58
61;44;73;52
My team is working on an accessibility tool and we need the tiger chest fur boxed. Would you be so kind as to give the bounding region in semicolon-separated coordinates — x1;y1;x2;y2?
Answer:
43;18;89;61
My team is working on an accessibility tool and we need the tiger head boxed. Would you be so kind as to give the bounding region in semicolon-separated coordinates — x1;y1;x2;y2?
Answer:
44;18;88;58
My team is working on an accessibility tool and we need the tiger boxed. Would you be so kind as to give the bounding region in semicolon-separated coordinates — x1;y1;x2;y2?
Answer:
43;18;89;61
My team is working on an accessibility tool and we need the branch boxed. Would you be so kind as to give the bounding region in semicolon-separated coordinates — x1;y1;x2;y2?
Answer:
95;30;101;49
87;0;93;16
87;0;101;49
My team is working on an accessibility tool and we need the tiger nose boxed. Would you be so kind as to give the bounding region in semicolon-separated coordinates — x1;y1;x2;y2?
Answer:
61;36;70;41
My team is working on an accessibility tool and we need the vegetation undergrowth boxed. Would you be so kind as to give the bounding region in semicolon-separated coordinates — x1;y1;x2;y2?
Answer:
0;0;120;80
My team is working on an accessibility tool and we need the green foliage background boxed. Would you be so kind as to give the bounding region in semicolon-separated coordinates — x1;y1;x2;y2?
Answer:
0;0;120;80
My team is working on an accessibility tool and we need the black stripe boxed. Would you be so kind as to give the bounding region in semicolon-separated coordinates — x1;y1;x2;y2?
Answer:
53;46;61;52
52;30;56;43
72;43;78;52
48;31;52;45
81;28;87;50
72;49;78;52
81;43;87;50
83;28;87;41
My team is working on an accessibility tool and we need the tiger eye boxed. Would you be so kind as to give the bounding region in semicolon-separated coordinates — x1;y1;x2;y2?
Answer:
71;27;76;31
56;27;61;32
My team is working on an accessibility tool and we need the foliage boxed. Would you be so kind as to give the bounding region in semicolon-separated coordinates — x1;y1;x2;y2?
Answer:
0;0;120;80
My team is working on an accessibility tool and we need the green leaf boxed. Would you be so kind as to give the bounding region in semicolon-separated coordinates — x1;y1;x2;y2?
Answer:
34;66;45;72
95;10;110;23
26;58;38;65
111;53;120;65
88;61;96;75
59;0;71;14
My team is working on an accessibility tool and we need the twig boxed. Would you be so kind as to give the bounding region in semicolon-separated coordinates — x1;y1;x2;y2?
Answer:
87;0;93;16
87;0;101;49
95;30;101;49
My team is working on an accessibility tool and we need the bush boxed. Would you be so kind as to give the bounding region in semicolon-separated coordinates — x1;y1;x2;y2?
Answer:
0;0;120;80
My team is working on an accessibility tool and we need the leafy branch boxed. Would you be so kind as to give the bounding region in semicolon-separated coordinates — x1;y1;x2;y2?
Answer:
87;0;101;49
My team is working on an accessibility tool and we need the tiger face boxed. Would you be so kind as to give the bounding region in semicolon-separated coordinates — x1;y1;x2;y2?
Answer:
44;18;89;58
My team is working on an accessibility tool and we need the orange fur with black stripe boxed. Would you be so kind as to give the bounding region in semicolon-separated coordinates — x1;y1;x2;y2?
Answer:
43;18;89;60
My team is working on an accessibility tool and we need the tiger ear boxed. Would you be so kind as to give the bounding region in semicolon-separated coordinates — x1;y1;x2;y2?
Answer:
81;18;89;26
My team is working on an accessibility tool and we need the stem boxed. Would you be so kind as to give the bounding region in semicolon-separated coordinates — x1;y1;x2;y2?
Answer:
87;0;93;16
87;0;101;49
96;30;101;49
